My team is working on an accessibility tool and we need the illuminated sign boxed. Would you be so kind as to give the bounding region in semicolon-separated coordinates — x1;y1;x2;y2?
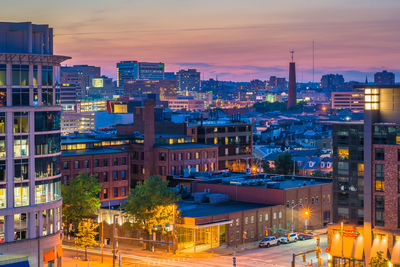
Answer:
92;78;104;88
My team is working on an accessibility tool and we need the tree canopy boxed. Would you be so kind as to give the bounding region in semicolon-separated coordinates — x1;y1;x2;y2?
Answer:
122;175;180;234
274;153;294;175
74;219;98;261
62;173;102;234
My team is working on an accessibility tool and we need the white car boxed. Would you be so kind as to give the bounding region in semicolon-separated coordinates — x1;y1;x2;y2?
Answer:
279;233;298;244
259;236;280;248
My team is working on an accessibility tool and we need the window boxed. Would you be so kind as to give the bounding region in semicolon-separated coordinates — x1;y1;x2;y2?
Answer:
236;218;239;226
279;212;282;219
113;171;118;181
195;152;199;159
265;214;269;221
245;217;248;224
358;163;364;177
375;148;385;161
41;66;53;86
84;160;89;168
122;187;126;197
259;214;263;222
12;65;29;85
14;136;29;157
114;187;118;198
35;157;60;178
74;160;79;169
103;188;108;199
35;111;60;132
0;113;5;133
113;158;118;166
316;196;319;204
0;161;6;182
338;147;349;160
41;88;53;105
338;162;349;176
122;157;127;165
311;197;315;205
103;172;108;182
187;153;191;160
0;137;5;158
375;196;384;226
14;213;28;240
94;159;99;167
0;64;5;85
14;159;28;181
375;164;385;192
0;187;6;209
35;134;61;155
12;88;29;106
121;170;126;180
160;153;166;161
286;201;290;208
14;183;29;207
273;213;276;219
103;159;108;167
13;112;28;133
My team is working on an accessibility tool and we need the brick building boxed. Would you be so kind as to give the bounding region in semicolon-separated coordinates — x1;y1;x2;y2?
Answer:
60;136;131;206
328;86;400;266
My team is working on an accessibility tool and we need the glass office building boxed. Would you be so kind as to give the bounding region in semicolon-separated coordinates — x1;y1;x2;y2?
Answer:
0;22;70;266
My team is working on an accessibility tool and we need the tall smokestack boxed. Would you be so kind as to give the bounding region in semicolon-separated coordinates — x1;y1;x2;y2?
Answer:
287;50;296;109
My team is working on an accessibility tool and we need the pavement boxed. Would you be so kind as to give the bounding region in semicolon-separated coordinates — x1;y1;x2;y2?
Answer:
63;233;328;266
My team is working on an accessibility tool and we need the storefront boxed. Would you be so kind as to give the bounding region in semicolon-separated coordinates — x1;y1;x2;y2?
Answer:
177;220;230;253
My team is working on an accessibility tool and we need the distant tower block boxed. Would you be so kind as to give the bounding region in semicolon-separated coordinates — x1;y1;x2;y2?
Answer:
287;50;297;109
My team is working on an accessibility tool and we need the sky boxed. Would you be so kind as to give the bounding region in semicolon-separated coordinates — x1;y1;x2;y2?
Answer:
1;0;400;82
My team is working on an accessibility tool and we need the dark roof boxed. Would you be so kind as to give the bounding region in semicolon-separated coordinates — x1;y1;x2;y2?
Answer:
155;143;218;149
62;147;128;157
178;200;270;218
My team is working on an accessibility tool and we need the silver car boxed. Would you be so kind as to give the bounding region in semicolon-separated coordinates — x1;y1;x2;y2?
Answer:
279;233;299;244
259;236;280;248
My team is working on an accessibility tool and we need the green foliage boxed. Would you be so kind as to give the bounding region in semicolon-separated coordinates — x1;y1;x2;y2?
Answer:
253;101;306;113
62;173;102;234
370;251;388;267
274;153;294;175
122;176;180;234
311;170;332;178
74;219;99;261
262;160;274;174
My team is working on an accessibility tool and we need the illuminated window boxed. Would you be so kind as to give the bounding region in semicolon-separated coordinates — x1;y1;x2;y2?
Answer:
358;163;364;177
364;88;379;110
338;147;349;160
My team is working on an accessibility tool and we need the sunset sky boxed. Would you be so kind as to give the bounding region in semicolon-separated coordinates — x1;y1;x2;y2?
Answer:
1;0;400;82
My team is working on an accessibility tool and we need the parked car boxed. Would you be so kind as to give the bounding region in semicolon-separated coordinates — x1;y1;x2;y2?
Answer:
259;236;280;248
279;233;299;244
298;232;314;240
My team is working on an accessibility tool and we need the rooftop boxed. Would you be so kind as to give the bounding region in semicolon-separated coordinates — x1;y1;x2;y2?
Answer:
178;200;270;218
155;143;218;149
62;147;128;157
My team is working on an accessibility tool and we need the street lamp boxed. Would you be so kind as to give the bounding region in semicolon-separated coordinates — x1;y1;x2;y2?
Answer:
304;209;310;231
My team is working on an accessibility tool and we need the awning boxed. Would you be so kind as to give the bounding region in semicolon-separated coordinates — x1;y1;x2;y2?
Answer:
352;235;364;260
370;237;388;259
177;219;233;229
343;236;354;259
330;232;343;257
391;240;400;265
57;245;64;258
44;250;55;263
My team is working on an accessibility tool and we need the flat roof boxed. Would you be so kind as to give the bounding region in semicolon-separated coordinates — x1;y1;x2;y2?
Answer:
155;143;217;149
61;138;99;144
178;200;270;218
62;147;128;157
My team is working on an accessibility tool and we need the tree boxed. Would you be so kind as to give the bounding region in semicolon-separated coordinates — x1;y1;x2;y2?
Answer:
74;219;98;261
370;251;388;267
261;160;274;174
122;176;180;249
62;173;102;235
274;153;294;175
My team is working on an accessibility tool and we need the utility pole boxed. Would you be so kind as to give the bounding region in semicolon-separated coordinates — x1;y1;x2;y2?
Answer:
112;214;119;267
100;211;104;263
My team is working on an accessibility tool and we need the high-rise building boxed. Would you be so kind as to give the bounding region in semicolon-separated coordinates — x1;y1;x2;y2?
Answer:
328;85;400;266
374;70;395;85
60;83;77;111
0;22;69;266
177;69;201;93
116;61;165;88
61;65;100;98
320;74;345;90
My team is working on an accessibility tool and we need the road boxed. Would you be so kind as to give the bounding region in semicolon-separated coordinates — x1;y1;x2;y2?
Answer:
63;236;327;267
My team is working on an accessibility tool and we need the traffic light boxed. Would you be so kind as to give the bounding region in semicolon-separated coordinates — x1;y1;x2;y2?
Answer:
264;230;268;236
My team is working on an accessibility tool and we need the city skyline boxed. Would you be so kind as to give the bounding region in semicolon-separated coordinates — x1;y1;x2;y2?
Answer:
1;0;400;82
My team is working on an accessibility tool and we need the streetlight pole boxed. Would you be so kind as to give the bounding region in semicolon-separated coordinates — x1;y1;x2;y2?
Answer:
113;214;119;267
100;211;104;263
291;203;300;232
